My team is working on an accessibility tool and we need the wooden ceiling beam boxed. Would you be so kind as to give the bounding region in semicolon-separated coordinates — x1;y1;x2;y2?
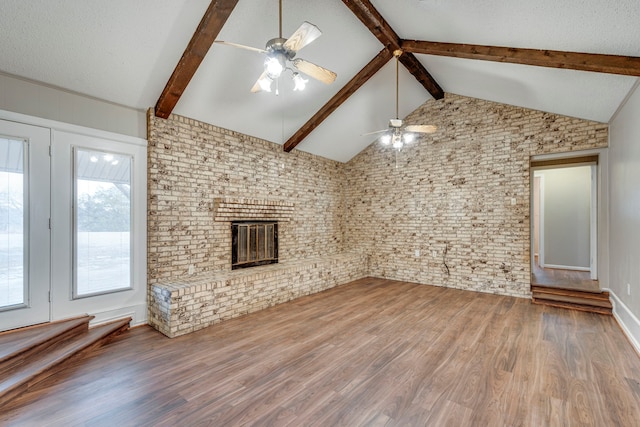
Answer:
154;0;239;119
402;40;640;77
341;0;444;100
283;48;393;152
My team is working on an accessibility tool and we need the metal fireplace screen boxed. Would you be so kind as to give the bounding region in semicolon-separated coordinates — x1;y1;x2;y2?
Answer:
231;221;278;270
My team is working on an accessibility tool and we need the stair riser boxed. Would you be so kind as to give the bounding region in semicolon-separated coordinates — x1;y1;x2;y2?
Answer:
532;291;610;302
531;293;612;308
532;299;613;315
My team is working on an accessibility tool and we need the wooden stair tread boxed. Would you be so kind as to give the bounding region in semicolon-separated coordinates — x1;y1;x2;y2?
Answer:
532;298;612;315
531;285;610;300
0;317;130;407
0;315;93;364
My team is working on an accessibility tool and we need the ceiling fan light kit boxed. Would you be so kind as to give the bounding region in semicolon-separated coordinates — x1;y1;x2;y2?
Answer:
292;73;308;91
215;0;336;94
264;51;286;79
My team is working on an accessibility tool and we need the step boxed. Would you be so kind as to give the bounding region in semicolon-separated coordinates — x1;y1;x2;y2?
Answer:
531;285;612;310
531;285;610;302
0;317;131;408
532;297;613;315
0;315;94;378
531;291;612;309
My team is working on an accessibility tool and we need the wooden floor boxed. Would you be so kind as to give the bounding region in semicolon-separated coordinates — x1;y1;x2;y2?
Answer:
531;262;600;292
3;278;640;426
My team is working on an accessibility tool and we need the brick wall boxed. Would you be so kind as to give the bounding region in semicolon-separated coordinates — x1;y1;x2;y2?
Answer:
147;93;608;336
147;111;364;336
147;111;346;283
344;93;608;297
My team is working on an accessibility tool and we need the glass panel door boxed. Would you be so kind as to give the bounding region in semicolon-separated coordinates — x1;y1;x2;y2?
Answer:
0;120;51;331
0;137;27;309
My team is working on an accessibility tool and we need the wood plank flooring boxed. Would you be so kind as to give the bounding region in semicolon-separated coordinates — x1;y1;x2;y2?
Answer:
2;278;640;426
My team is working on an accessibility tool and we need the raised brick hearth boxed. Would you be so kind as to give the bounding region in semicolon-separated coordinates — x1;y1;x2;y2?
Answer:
149;252;367;337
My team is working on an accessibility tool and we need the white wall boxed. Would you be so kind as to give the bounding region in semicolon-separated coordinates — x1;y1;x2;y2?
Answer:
0;72;145;139
538;166;592;269
609;80;640;351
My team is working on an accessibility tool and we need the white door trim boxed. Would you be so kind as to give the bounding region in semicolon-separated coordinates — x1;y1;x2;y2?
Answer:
538;174;545;268
590;164;598;280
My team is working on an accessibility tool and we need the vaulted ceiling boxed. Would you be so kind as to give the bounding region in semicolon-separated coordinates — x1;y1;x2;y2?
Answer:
1;0;639;162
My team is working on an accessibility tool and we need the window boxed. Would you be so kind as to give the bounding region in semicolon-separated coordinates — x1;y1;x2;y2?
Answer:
0;137;26;308
74;148;132;297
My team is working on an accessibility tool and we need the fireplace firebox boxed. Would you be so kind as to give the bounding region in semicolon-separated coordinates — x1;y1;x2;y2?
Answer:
231;221;278;270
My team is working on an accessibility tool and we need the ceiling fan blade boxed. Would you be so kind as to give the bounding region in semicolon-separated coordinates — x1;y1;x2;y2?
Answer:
292;59;336;84
361;129;388;137
405;124;438;134
214;40;267;54
283;21;322;52
251;71;268;93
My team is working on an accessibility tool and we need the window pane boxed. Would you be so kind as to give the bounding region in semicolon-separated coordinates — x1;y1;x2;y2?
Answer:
75;148;132;296
0;138;25;308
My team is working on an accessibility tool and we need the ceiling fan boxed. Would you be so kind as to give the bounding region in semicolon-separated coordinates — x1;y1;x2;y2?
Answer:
364;50;437;150
214;0;337;94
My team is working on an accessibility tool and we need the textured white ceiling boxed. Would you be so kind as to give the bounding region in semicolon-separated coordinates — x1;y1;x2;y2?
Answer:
0;0;638;162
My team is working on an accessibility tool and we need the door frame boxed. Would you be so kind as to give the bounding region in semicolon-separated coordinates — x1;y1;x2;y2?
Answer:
533;174;546;268
590;164;598;280
529;149;608;287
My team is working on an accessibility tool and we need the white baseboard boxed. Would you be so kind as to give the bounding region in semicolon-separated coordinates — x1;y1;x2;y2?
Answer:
542;264;590;272
606;288;640;355
89;304;147;328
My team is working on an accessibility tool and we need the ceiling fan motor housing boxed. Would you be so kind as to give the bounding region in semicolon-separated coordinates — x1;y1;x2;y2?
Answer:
266;38;296;59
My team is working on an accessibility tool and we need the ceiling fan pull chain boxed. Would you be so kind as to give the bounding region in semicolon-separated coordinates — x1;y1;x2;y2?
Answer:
396;53;400;120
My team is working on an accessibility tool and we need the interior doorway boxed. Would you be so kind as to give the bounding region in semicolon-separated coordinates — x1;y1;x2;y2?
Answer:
530;156;599;292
